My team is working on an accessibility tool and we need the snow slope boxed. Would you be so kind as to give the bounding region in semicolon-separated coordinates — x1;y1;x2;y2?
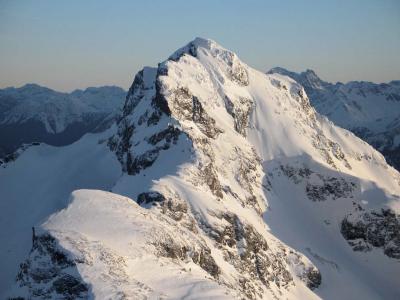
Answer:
247;70;400;298
8;189;239;299
0;129;121;294
0;84;126;157
2;38;400;299
267;67;400;172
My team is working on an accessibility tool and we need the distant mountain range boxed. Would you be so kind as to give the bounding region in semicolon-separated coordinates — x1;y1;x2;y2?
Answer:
267;67;400;171
0;84;126;159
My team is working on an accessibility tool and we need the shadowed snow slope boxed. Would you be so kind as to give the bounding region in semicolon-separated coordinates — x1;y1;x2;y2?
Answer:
0;129;121;294
2;38;400;299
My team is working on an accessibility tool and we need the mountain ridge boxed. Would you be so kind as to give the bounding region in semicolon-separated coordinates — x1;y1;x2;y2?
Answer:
268;67;400;172
2;38;400;299
0;84;126;158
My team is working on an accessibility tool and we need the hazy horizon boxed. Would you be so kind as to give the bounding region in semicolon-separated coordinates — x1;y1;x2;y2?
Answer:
1;0;399;92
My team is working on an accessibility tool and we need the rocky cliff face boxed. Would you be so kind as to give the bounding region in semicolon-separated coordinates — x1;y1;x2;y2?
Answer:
12;230;89;299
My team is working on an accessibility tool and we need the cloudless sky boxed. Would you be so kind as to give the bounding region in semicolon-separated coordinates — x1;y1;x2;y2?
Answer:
0;0;399;91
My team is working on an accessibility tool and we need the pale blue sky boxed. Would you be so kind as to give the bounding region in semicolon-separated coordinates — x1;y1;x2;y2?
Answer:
0;0;399;91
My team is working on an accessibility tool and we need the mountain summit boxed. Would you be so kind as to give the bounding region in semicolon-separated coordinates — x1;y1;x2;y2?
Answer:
2;38;400;299
267;67;327;91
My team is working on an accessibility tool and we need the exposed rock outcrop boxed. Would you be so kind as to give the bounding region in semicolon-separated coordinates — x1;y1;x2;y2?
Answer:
13;231;88;299
341;208;400;259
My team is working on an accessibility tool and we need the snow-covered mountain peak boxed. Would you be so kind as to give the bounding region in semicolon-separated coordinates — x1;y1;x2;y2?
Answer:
105;38;400;298
303;69;324;87
268;67;327;90
2;39;400;299
168;37;250;87
19;83;53;93
169;37;229;60
114;38;400;204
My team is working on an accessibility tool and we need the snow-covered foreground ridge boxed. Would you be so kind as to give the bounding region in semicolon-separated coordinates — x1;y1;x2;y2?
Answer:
3;38;400;299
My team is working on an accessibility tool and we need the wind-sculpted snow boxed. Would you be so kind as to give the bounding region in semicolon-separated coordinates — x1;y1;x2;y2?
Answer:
2;38;400;299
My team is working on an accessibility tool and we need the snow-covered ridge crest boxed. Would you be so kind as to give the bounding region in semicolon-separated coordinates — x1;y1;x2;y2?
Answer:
268;67;400;172
169;37;250;86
